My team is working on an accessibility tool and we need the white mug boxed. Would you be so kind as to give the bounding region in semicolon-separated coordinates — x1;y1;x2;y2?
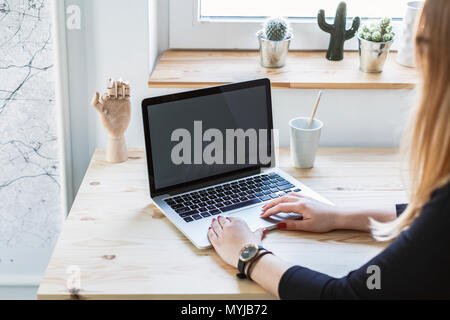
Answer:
289;117;323;169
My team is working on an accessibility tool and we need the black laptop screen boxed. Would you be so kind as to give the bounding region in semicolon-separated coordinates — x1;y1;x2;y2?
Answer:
144;81;273;193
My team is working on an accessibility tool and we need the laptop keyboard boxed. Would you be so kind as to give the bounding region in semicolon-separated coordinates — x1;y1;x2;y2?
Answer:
163;173;301;223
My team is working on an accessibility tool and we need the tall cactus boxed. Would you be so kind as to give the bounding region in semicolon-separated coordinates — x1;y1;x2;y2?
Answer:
317;2;360;61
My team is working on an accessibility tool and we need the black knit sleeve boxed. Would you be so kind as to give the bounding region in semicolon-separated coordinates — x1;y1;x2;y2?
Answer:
278;183;450;299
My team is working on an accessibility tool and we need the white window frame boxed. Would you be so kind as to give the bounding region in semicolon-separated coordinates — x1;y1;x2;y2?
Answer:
169;0;402;50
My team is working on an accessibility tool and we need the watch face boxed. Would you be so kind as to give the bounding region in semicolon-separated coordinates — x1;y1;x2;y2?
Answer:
241;245;258;262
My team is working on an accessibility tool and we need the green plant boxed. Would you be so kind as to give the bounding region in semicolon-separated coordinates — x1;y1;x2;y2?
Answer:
317;2;360;61
359;18;395;42
259;17;291;41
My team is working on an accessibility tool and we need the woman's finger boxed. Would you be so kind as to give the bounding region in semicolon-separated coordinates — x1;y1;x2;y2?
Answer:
287;192;303;198
208;227;218;244
262;202;304;218
211;218;223;236
218;216;231;228
262;196;298;213
227;216;242;224
287;193;315;203
277;219;312;231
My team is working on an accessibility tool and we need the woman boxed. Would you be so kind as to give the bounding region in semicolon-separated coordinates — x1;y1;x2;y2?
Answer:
208;0;450;299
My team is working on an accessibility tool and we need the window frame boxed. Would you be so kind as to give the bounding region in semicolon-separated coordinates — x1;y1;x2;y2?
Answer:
169;0;402;50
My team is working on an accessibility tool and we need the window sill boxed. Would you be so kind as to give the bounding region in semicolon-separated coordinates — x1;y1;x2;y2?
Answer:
149;50;418;90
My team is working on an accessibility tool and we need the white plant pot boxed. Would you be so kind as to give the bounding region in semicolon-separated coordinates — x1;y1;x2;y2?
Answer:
396;1;425;68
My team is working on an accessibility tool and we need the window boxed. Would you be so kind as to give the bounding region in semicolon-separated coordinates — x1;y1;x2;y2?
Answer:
169;0;404;50
200;0;405;20
0;0;65;282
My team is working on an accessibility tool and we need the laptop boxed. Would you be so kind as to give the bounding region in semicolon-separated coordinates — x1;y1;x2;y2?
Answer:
142;79;331;249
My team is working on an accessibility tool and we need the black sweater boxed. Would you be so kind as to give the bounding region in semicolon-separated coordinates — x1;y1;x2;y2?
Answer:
278;183;450;299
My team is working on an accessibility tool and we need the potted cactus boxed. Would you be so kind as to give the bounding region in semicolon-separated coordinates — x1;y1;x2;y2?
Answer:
358;18;396;73
257;17;293;68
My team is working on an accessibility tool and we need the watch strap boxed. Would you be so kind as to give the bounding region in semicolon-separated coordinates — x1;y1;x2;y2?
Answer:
237;259;247;279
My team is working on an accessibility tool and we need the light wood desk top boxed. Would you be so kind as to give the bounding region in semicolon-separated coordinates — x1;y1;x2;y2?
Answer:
149;50;418;90
38;148;407;300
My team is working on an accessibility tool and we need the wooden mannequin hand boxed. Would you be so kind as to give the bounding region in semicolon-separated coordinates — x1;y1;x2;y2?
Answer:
91;78;131;137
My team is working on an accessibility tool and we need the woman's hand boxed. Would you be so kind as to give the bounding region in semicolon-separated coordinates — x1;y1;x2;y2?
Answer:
208;217;292;298
208;216;267;268
260;193;398;233
260;193;341;232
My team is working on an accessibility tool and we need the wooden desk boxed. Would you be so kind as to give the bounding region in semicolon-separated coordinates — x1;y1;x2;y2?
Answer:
38;148;407;300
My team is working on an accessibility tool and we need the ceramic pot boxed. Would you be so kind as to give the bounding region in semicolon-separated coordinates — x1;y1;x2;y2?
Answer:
396;1;425;67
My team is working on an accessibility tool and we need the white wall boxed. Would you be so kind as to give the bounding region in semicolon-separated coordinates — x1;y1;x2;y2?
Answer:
65;0;169;194
272;89;413;147
0;286;37;300
65;0;415;198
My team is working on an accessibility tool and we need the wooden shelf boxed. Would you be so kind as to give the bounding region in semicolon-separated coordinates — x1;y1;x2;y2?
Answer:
149;50;418;90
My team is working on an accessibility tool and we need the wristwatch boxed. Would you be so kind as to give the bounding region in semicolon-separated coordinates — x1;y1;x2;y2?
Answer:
237;244;266;279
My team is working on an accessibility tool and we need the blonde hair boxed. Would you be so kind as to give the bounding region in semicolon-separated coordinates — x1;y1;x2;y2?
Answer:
371;0;450;241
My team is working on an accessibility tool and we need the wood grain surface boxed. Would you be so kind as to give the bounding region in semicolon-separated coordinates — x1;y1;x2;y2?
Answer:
148;50;418;90
37;148;408;300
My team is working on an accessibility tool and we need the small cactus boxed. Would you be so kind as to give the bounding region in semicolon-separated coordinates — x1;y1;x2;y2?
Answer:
359;18;395;42
259;17;291;41
372;31;382;42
